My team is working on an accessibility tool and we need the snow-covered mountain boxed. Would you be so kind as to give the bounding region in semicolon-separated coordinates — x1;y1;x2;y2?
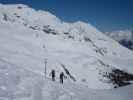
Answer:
105;30;133;50
1;3;133;100
0;4;133;99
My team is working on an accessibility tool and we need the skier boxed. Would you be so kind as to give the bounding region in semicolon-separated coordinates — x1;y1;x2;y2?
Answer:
49;69;56;81
60;72;66;84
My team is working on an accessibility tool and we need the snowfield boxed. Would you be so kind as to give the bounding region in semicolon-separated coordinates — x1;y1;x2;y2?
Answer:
0;58;133;100
0;3;133;100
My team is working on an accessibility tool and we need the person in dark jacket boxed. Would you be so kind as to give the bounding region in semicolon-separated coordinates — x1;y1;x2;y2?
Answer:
49;69;56;81
60;72;66;84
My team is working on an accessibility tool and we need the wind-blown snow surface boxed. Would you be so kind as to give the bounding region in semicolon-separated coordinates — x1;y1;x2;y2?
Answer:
0;3;133;100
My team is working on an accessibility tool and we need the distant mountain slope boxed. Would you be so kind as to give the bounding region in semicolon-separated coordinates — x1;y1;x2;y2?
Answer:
0;3;133;91
105;30;133;50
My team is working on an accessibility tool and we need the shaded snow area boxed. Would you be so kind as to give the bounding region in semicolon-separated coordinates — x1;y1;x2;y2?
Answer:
0;3;133;100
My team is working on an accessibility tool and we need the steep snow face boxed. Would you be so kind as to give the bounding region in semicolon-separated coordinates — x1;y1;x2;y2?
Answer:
105;30;133;50
0;4;133;90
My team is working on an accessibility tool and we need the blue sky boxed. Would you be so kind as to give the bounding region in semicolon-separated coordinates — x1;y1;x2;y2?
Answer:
0;0;133;32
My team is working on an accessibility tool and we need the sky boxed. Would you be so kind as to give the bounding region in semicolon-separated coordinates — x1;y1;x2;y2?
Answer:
0;0;133;32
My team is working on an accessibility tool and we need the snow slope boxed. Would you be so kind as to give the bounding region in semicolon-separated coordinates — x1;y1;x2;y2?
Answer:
0;3;133;92
0;58;133;100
